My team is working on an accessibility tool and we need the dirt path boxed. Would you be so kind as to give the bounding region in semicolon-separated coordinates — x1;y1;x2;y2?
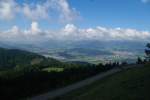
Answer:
29;64;144;100
29;68;122;100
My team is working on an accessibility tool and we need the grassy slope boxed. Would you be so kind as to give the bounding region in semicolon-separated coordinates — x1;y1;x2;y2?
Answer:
53;64;150;100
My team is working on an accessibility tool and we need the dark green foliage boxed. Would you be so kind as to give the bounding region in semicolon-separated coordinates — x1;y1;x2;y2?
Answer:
0;60;120;100
0;64;106;100
146;43;150;48
0;47;43;69
145;43;150;60
0;47;63;69
0;47;122;100
57;64;150;100
136;57;143;64
121;61;128;66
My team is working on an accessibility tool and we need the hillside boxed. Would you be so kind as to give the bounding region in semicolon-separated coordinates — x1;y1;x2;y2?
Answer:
55;64;150;100
0;47;61;69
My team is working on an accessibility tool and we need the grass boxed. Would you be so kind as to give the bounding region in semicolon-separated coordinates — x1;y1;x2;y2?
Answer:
42;67;64;72
53;64;150;100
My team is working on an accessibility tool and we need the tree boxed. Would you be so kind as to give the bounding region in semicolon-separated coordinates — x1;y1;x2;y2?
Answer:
121;61;127;66
136;57;143;64
145;43;150;61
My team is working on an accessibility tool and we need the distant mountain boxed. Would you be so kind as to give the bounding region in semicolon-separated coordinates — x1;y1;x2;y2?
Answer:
0;40;146;52
68;40;146;52
0;42;16;49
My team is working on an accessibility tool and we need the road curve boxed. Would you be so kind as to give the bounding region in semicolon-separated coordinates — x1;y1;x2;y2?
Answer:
29;68;122;100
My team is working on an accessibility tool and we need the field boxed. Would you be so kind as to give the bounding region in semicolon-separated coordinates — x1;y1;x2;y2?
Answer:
42;67;64;72
42;48;144;64
53;64;150;100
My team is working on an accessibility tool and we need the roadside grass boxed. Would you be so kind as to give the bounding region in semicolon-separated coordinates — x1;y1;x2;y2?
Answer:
52;64;150;100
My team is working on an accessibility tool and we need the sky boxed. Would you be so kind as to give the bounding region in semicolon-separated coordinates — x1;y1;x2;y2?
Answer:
0;0;150;43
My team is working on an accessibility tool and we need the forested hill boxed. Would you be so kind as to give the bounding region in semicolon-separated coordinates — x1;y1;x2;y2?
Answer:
0;47;61;69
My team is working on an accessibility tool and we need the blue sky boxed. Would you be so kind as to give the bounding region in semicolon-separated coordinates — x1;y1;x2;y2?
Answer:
0;0;150;31
69;0;150;30
0;0;150;43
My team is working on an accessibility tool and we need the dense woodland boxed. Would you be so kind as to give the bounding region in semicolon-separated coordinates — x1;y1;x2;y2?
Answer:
0;47;146;100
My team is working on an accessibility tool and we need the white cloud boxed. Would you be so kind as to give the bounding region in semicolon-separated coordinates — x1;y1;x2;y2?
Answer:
0;0;149;43
0;0;79;22
63;24;77;33
141;0;150;3
30;22;41;34
0;22;46;43
0;0;19;20
0;23;150;43
11;26;20;35
23;4;48;21
61;25;150;41
56;0;79;22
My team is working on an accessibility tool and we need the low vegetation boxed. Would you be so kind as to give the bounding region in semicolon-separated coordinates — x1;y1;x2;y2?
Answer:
54;64;150;100
0;47;121;100
42;67;64;72
0;45;148;100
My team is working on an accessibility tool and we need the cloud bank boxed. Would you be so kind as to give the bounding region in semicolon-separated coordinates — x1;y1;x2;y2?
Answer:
0;0;19;20
0;0;78;22
0;22;150;43
0;0;150;44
